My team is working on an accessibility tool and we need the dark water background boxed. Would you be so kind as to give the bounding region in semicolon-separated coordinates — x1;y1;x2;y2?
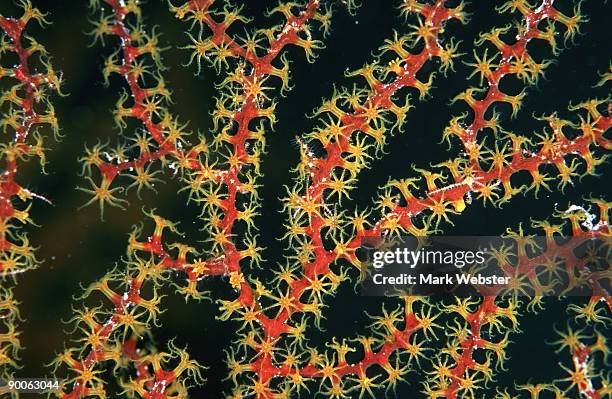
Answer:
1;0;610;397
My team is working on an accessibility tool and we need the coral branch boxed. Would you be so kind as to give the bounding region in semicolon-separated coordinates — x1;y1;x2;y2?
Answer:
20;0;609;398
0;0;61;387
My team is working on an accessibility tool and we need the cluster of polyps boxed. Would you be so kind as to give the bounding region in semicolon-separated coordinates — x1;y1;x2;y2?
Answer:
68;0;611;397
0;1;62;393
0;0;608;398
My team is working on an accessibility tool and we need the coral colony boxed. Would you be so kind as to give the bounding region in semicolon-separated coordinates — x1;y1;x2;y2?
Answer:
0;0;610;398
